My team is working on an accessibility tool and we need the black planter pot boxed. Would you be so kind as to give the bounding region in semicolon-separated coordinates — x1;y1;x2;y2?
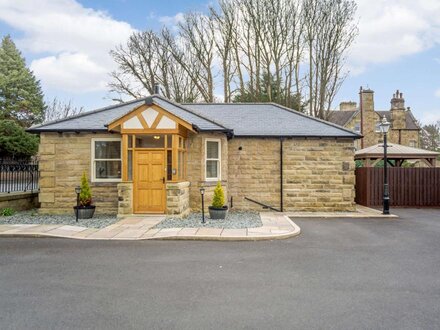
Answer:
208;206;228;220
73;205;96;219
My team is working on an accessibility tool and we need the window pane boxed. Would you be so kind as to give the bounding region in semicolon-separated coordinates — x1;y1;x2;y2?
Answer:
178;151;183;179
95;161;121;179
166;135;172;148
167;150;172;181
136;135;165;148
207;141;219;159
127;150;133;181
128;135;133;148
95;141;121;159
206;160;218;179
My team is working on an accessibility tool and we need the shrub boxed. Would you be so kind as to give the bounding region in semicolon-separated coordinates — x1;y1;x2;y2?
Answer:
211;181;225;208
1;207;15;216
79;171;92;206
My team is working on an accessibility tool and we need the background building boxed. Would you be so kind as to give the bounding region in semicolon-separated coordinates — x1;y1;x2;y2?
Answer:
327;88;420;150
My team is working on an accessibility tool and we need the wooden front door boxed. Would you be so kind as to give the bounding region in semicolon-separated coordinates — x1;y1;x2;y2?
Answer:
133;150;166;213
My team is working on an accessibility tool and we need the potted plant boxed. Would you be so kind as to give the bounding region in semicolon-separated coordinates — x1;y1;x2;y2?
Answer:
208;181;228;220
73;172;96;219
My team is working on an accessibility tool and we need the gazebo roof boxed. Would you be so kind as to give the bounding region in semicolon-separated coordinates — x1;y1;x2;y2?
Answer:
355;143;439;160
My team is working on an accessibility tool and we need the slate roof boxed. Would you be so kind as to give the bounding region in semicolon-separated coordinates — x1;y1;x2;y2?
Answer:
376;111;420;130
326;110;420;130
28;96;227;133
183;103;359;137
29;96;360;138
327;110;358;127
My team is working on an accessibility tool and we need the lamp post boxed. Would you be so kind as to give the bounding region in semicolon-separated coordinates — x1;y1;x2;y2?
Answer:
379;116;391;215
200;187;205;223
75;186;81;222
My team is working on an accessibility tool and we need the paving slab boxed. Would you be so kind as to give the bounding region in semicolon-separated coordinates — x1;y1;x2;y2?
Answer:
0;213;300;241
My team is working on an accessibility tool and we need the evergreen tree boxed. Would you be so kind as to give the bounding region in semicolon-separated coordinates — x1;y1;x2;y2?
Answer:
79;171;93;206
211;181;225;208
0;35;45;127
233;73;306;112
0;119;39;158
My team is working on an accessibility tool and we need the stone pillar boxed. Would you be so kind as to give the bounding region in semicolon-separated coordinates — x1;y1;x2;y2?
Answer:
117;182;133;216
166;181;190;217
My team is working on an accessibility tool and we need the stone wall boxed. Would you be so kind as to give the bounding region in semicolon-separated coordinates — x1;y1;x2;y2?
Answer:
117;182;133;216
187;132;228;211
38;131;357;214
228;138;356;212
345;112;419;149
166;181;190;217
0;192;39;211
39;132;119;214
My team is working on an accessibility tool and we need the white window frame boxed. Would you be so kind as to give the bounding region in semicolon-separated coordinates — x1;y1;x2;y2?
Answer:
91;137;122;182
205;138;221;181
354;123;360;133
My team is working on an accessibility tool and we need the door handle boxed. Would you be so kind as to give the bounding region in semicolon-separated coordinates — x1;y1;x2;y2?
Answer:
163;177;165;184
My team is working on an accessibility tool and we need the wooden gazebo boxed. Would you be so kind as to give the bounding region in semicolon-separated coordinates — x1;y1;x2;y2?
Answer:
355;143;439;167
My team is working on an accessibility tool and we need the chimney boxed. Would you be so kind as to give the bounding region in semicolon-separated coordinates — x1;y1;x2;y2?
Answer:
154;84;160;95
339;101;357;111
360;88;374;112
390;89;405;110
359;87;375;149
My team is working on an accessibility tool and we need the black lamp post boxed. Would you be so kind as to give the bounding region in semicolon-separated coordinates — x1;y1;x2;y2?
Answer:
200;187;205;223
379;116;391;215
75;186;81;222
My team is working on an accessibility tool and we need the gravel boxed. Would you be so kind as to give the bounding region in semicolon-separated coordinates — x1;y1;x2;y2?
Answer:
0;210;119;229
154;211;262;229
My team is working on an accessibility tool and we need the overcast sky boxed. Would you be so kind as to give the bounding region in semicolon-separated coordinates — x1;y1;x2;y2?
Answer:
0;0;439;124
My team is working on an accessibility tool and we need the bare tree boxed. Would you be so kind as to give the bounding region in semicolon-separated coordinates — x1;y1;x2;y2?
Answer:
44;98;84;123
109;0;358;116
109;30;201;103
304;0;358;119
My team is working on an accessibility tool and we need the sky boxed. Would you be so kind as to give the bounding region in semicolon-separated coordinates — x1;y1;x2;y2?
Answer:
0;0;439;124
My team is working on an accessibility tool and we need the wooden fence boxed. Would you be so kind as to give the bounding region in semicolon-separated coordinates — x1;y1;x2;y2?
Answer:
355;167;440;207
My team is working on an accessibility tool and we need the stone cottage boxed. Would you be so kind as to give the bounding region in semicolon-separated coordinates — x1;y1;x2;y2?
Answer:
327;88;420;150
29;95;360;217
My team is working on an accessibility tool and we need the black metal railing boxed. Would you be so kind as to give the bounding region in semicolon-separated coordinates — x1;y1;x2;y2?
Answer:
0;158;39;193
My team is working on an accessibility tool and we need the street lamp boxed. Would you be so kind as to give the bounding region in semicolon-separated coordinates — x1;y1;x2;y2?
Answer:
75;186;81;222
379;115;391;215
200;187;205;223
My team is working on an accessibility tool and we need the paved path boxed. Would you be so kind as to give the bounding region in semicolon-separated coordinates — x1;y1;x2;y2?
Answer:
0;208;438;329
0;213;300;241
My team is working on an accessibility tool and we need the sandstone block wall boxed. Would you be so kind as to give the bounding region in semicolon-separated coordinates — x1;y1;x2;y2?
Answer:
345;112;419;149
38;132;119;214
0;192;39;211
228;138;356;212
166;181;190;216
187;132;228;211
117;182;133;215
